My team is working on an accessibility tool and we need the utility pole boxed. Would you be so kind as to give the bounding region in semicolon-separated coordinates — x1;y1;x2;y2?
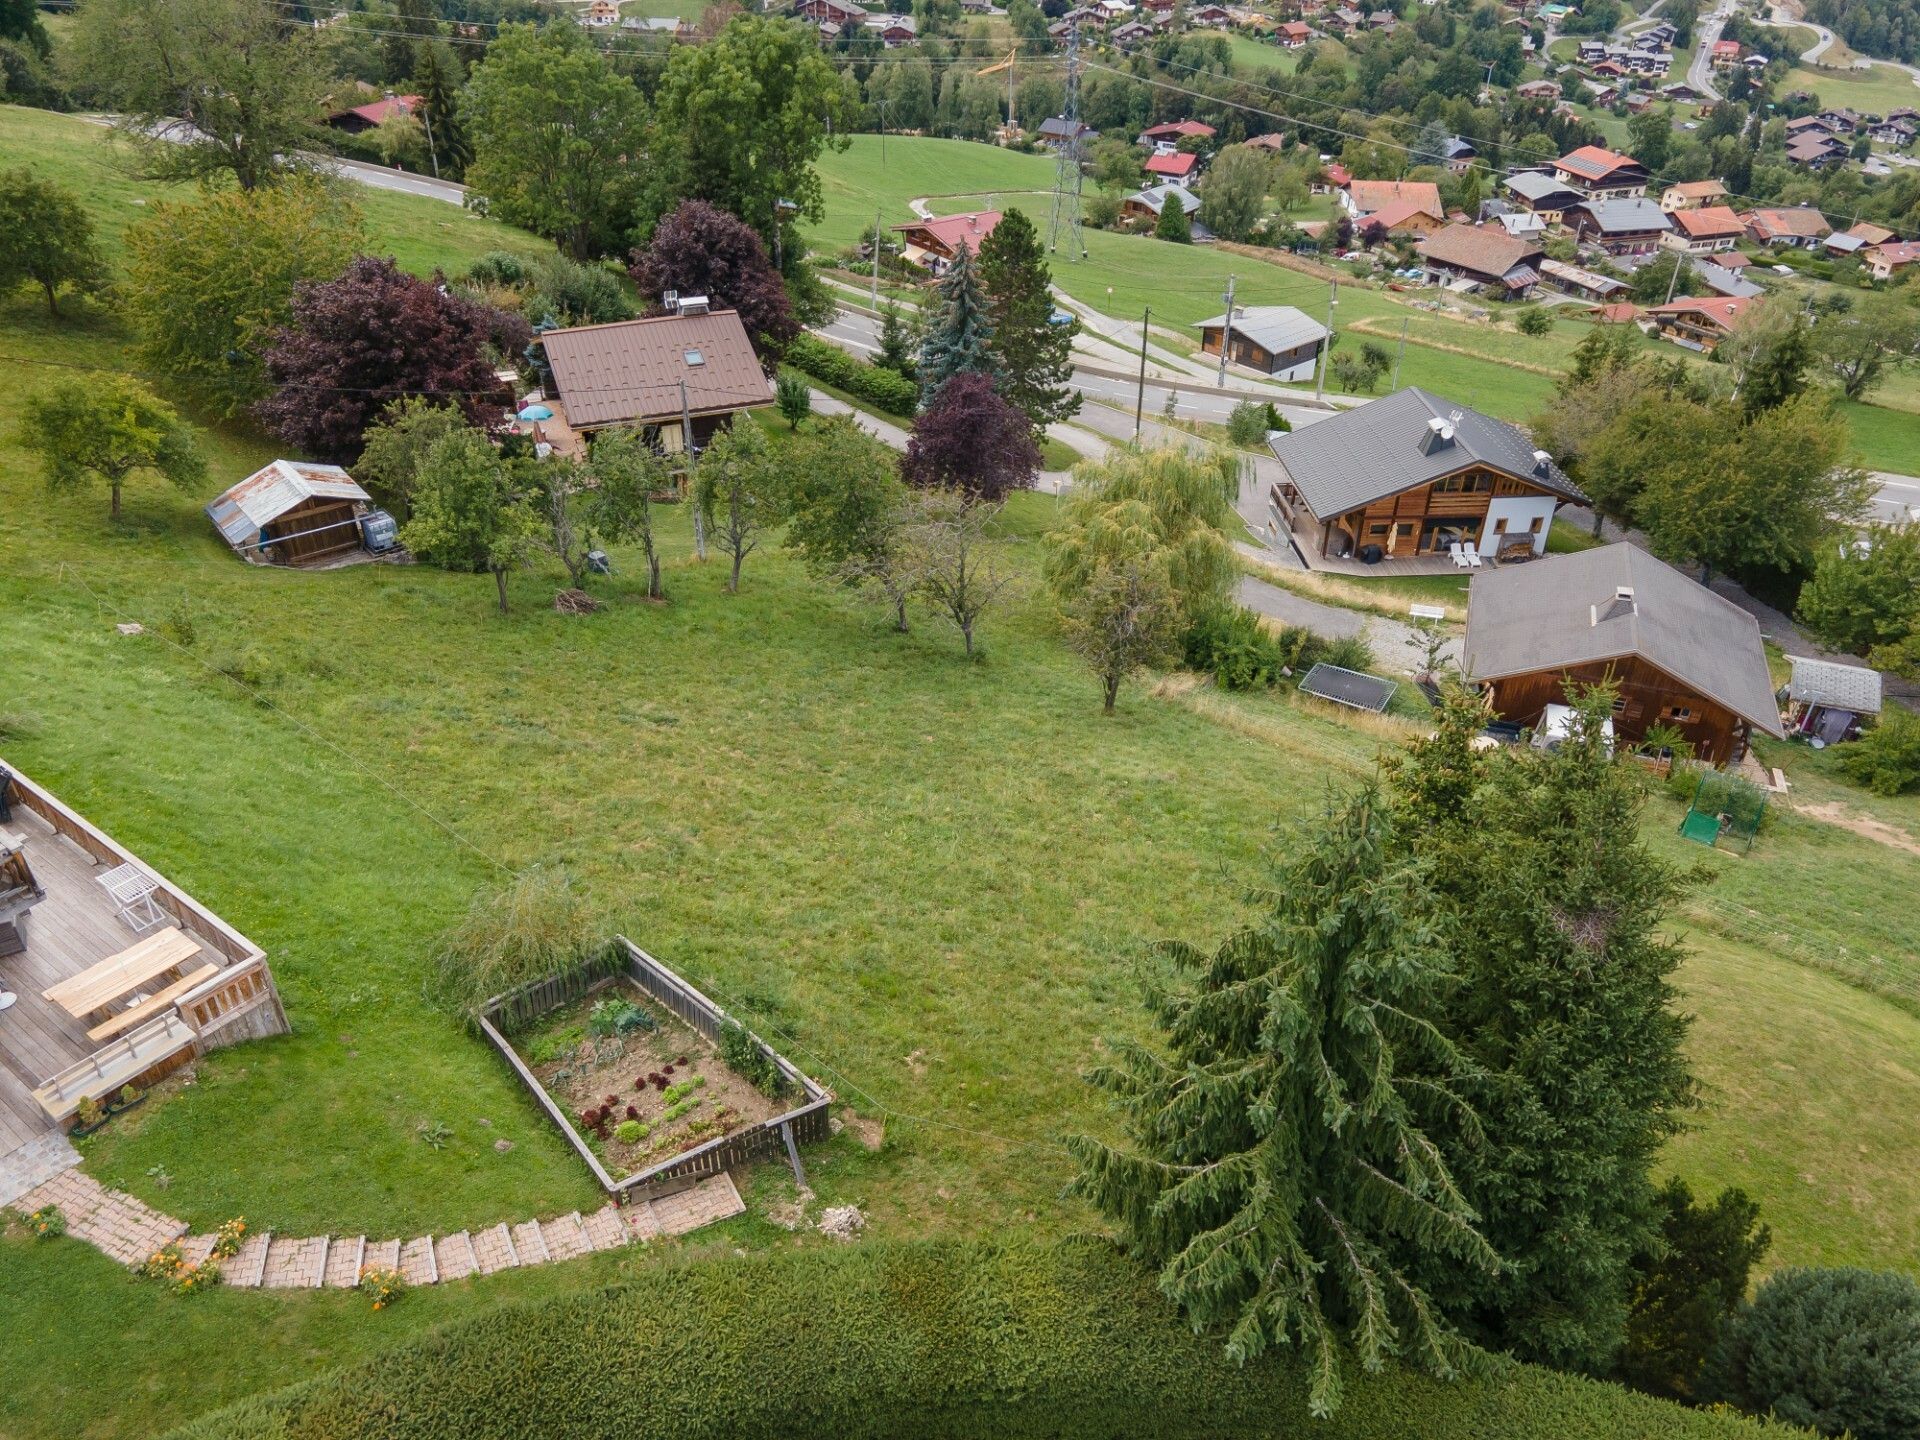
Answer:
420;108;441;180
681;380;705;561
1314;279;1338;404
1392;315;1408;390
1215;273;1236;388
871;206;882;310
1046;21;1088;259
1135;305;1151;442
1663;249;1683;305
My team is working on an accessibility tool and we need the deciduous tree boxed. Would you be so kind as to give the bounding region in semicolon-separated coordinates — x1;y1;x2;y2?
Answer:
19;375;206;520
462;23;650;259
0;168;108;317
781;414;904;576
124;178;361;417
1060;554;1182;711
355;398;471;520
692;423;784;592
1069;787;1497;1417
628;200;798;360
902;489;1014;656
977;208;1079;430
67;0;332;191
1044;444;1238;619
1812;293;1920;401
1198;143;1270;242
903;372;1039;503
257;256;525;463
584;427;671;601
400;428;545;613
1796;525;1920;657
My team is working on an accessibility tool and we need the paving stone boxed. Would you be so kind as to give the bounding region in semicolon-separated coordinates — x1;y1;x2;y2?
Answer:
262;1235;328;1289
540;1213;591;1262
222;1231;272;1288
510;1220;550;1266
581;1206;628;1252
0;1133;82;1209
622;1201;662;1242
650;1174;746;1237
397;1236;437;1286
471;1222;518;1276
178;1234;218;1267
362;1238;401;1276
324;1236;366;1289
434;1231;478;1281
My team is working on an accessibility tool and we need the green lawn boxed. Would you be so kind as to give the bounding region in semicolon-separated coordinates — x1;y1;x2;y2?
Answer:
0;106;550;277
5;113;1920;1440
1789;59;1920;119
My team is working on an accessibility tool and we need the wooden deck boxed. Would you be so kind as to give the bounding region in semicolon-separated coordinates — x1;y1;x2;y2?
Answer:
0;809;230;1153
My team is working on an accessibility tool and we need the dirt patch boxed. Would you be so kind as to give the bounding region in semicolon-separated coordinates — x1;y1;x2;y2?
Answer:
1792;800;1920;857
835;1107;885;1151
515;981;783;1180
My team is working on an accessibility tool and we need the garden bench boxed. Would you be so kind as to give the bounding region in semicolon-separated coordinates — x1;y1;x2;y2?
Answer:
86;963;219;1043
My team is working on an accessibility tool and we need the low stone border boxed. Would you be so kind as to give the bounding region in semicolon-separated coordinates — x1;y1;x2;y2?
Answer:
12;1168;745;1289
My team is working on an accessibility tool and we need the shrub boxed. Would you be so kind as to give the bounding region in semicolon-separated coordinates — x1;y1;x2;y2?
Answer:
26;1205;65;1240
1181;607;1289;691
785;334;919;418
1226;400;1286;448
1837;709;1920;796
1515;306;1555;336
426;866;603;1018
1306;632;1376;675
1619;1179;1769;1402
163;1238;1798;1440
523;253;635;327
717;1018;788;1099
358;1265;406;1310
210;1217;249;1260
463;251;530;288
1702;1266;1920;1440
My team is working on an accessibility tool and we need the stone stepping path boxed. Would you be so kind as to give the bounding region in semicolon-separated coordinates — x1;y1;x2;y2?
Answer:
12;1170;746;1291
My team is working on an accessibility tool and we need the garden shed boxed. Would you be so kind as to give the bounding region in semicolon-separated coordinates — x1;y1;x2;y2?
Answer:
1782;656;1882;745
206;461;377;567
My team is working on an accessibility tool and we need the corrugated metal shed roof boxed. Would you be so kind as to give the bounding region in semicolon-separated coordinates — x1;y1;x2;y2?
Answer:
205;461;369;548
1194;305;1328;354
1266;386;1583;518
541;310;771;430
1463;541;1785;738
1787;656;1882;714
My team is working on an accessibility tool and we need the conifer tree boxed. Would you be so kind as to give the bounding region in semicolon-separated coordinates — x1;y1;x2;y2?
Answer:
917;242;995;404
1155;196;1192;243
1392;689;1696;1373
977;209;1079;430
1070;788;1498;1418
413;42;471;180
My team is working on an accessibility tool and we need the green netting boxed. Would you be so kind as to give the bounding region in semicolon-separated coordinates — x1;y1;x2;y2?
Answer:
1679;769;1766;855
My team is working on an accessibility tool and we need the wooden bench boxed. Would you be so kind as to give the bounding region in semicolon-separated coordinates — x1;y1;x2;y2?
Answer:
86;963;220;1043
33;1013;198;1121
1408;604;1448;621
44;925;202;1019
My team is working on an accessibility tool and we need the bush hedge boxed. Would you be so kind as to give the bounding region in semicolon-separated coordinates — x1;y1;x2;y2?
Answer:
164;1239;1798;1440
785;334;920;419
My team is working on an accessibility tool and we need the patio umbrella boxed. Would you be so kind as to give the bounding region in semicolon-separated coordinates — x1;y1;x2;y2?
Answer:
517;404;554;422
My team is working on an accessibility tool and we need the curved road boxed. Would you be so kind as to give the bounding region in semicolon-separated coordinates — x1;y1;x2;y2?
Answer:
1687;4;1730;102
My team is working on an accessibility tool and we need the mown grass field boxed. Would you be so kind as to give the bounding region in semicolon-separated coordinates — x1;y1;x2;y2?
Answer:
4;107;1920;1440
1789;57;1920;120
806;135;1920;465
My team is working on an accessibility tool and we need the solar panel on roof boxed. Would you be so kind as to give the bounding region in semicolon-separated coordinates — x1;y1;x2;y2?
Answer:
1298;663;1398;714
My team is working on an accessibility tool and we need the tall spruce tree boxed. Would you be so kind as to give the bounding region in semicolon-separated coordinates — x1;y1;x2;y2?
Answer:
1070;788;1498;1418
977;209;1079;430
1391;689;1696;1373
413;42;471;180
917;243;995;404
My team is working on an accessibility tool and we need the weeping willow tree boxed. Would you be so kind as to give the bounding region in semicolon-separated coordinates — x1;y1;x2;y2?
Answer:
1043;443;1239;619
1069;788;1498;1417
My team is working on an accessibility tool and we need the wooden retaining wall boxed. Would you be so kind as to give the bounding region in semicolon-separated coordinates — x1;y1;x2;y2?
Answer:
480;938;833;1200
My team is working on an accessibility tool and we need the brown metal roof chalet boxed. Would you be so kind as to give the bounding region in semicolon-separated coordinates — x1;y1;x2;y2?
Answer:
540;310;772;431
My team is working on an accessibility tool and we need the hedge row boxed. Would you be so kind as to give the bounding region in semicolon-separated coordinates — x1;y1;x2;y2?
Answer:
785;334;919;418
164;1239;1798;1440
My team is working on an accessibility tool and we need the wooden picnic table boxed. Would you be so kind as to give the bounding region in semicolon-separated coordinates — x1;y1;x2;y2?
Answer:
43;925;203;1021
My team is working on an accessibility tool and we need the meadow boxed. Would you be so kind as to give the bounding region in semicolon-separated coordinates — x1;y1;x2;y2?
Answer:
805;134;1920;466
1789;56;1920;121
3;106;1920;1440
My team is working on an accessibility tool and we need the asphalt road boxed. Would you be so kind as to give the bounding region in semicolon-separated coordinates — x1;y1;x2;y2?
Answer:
1687;5;1730;101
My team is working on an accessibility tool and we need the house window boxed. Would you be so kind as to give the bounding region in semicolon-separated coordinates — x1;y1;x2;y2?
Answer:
683;349;706;366
1665;704;1695;721
1611;696;1628;714
1368;522;1390;536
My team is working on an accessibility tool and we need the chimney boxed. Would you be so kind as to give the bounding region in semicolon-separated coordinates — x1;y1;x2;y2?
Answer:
675;294;710;317
1616;585;1635;608
1532;448;1552;475
1419;415;1455;455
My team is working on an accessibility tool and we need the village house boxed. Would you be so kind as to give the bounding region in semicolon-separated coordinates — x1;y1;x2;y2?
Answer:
1438;136;1478;172
1264;387;1582;564
538;305;771;454
1340;178;1445;232
1692;258;1763;299
1551;144;1650;200
1278;18;1313;44
1782;656;1882;745
1195;305;1329;381
1786;131;1849;169
863;11;918;45
1514;78;1561;100
1868;241;1920;281
1463;541;1785;764
1110;18;1154;44
893;210;1003;271
323;93;420;134
792;0;866;28
1709;37;1742;67
1741;206;1832;248
1660;178;1729;211
1868;115;1919;147
1501;168;1583;224
1138;119;1216;153
1563;196;1671;257
1122;183;1207;235
1143;150;1200;184
1036;116;1097;150
1416;223;1546;294
1190;3;1233;24
1659;204;1745;255
1641;293;1757;352
1660;81;1703;103
578;0;618;25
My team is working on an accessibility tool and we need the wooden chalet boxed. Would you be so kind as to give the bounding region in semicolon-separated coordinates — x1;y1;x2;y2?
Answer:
1562;197;1672;257
1659;204;1745;254
1642;293;1756;353
1464;542;1785;764
1264;387;1583;564
892;210;1003;271
1195;305;1329;382
1551;144;1649;199
205;461;378;567
1416;223;1545;295
539;306;772;453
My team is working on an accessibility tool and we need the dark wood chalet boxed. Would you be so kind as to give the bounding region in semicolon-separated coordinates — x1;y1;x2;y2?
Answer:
1463;541;1786;764
1264;387;1584;562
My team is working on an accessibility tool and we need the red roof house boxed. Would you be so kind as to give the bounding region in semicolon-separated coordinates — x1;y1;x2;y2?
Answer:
892;210;1004;270
1144;150;1200;180
1139;119;1217;145
325;94;421;134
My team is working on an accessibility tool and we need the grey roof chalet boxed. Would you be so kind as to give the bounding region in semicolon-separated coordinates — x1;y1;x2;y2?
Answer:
1132;182;1201;216
1195;305;1328;353
1038;115;1095;141
1691;258;1762;298
1571;197;1671;234
1503;169;1580;204
1265;386;1584;518
1786;655;1882;714
1463;542;1786;738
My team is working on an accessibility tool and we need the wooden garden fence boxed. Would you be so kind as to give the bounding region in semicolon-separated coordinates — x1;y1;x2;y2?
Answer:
478;937;833;1200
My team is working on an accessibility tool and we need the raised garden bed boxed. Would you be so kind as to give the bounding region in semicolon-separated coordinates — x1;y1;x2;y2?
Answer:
479;938;832;1198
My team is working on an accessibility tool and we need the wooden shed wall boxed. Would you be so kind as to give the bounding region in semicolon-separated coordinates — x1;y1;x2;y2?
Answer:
1484;654;1747;762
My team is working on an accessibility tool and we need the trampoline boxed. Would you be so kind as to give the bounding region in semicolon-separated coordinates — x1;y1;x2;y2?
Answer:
1298;663;1398;714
